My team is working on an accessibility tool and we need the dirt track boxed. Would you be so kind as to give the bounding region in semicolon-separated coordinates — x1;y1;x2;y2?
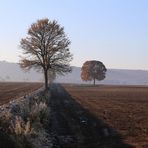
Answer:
0;82;43;105
49;84;133;148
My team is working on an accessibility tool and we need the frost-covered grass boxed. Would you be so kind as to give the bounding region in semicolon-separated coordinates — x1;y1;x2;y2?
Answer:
0;89;51;148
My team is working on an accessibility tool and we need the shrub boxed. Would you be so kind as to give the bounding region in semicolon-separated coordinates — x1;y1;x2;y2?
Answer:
10;116;33;135
29;101;49;125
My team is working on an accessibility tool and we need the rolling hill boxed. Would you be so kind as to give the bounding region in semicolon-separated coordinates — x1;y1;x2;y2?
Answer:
1;61;148;85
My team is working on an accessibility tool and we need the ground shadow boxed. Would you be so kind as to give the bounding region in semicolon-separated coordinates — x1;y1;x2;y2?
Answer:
0;131;17;148
49;84;135;148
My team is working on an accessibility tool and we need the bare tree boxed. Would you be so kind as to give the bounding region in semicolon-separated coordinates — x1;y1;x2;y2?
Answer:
20;18;73;90
81;60;107;85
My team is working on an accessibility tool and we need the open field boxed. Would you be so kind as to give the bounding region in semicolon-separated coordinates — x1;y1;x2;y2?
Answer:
0;82;43;105
50;84;133;148
63;84;148;147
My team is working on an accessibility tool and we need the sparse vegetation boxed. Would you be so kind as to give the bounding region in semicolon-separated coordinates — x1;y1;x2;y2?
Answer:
0;88;51;148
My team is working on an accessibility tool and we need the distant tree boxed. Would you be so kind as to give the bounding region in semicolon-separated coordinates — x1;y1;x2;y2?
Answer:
20;18;73;90
48;69;56;83
81;60;107;85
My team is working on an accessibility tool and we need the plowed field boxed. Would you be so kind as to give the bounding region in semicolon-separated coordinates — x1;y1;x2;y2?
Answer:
0;82;43;105
64;85;148;148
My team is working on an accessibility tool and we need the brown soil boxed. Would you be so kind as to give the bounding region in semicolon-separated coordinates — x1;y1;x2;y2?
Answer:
0;82;43;105
63;84;148;148
49;84;133;148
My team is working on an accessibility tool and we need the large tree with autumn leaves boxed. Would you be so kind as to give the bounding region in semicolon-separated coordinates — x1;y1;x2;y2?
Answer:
81;60;107;85
20;18;73;90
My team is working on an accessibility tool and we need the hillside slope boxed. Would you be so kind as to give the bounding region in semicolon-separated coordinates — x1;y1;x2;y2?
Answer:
56;67;148;85
0;61;43;82
1;61;148;85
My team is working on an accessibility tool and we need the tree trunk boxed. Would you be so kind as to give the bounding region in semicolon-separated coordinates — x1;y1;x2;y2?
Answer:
44;69;48;90
93;78;95;86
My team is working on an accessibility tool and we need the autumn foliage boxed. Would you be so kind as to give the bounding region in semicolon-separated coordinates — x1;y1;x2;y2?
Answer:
81;60;107;85
20;18;73;89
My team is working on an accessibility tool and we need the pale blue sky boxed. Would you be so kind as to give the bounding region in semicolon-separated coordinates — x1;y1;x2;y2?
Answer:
0;0;148;69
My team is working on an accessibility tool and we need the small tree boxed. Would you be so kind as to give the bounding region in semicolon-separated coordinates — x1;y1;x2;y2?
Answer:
20;18;73;90
81;60;107;85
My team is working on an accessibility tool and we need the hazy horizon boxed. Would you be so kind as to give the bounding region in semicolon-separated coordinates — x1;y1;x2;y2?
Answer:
1;60;148;71
1;61;148;85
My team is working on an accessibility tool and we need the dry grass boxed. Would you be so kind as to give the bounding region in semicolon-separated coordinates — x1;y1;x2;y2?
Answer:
0;87;50;148
64;84;148;148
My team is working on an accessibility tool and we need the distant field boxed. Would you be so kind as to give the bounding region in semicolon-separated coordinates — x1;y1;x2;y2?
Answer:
64;84;148;147
0;82;43;105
